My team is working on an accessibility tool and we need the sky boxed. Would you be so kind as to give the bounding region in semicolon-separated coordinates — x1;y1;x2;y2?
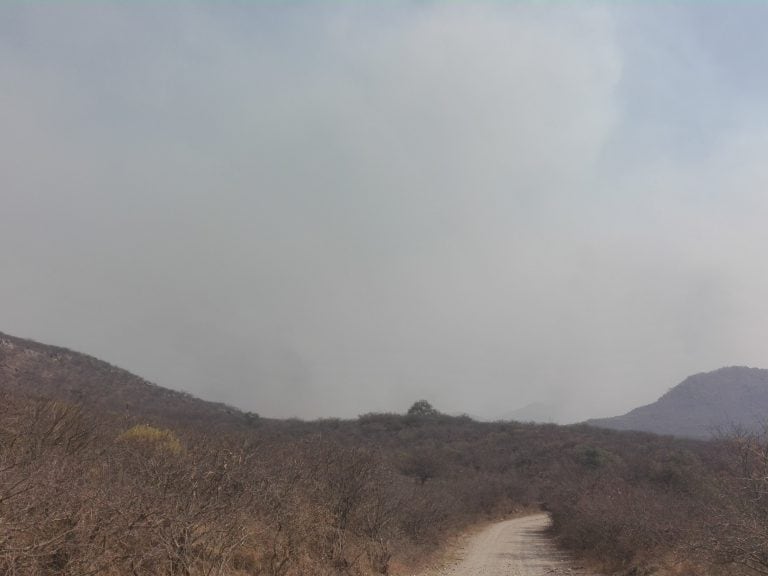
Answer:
3;3;768;422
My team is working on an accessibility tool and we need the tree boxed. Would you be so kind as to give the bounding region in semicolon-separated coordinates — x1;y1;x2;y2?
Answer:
406;400;440;418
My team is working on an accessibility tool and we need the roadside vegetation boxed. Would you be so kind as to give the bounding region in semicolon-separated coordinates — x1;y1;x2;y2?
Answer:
1;394;766;575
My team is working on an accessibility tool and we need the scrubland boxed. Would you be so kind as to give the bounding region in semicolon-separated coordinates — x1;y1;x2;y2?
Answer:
1;395;767;576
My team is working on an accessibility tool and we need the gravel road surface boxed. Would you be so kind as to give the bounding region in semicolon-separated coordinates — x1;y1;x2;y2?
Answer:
432;513;595;576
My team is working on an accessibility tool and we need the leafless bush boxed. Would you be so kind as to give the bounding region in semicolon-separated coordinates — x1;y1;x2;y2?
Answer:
700;429;768;575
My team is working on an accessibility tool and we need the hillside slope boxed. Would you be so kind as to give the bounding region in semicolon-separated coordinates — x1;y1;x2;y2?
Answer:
587;366;768;438
0;330;249;427
0;331;759;576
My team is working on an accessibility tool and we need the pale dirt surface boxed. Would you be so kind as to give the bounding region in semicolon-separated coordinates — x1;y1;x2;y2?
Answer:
425;513;597;576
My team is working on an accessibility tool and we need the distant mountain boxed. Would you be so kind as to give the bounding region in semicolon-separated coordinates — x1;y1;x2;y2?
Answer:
587;366;768;438
0;331;252;428
500;402;561;424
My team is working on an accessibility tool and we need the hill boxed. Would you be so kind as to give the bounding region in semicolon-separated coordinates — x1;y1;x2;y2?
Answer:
0;330;250;428
587;366;768;438
0;331;764;575
499;402;561;424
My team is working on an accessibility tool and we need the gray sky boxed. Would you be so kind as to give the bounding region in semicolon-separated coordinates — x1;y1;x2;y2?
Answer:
3;3;768;422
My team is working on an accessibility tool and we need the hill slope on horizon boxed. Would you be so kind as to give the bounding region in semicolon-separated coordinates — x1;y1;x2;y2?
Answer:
587;366;768;438
498;402;571;424
0;330;250;427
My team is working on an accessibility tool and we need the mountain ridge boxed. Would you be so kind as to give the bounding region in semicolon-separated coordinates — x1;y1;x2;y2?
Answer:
587;366;768;438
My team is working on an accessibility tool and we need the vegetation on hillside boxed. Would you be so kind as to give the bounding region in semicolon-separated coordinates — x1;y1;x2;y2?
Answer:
2;390;767;576
0;332;244;428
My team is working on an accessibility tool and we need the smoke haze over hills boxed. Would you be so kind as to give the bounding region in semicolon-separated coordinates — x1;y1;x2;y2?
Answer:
3;4;768;419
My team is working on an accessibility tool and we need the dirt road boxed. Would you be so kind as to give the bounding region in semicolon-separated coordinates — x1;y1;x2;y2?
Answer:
430;513;594;576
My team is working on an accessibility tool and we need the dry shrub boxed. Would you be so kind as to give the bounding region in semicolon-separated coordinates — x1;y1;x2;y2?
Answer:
118;423;184;454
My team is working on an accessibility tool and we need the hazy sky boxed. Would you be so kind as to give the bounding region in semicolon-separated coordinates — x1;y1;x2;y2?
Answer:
3;4;768;422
